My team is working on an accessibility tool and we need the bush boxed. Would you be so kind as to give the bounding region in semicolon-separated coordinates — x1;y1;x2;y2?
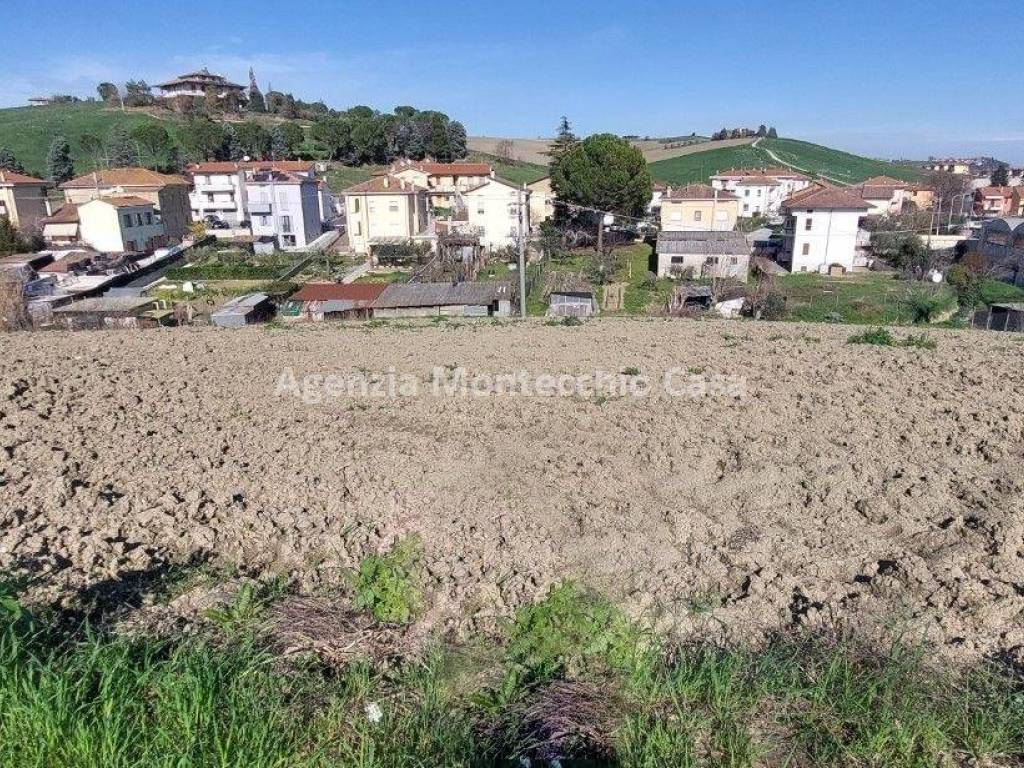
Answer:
353;536;424;625
903;286;952;324
849;327;937;350
166;264;281;281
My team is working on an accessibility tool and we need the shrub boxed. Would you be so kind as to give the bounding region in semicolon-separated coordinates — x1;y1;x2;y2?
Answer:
166;264;281;281
354;536;424;625
903;286;952;324
848;327;896;346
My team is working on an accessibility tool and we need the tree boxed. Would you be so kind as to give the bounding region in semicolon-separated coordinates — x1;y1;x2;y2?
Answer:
123;80;154;107
351;118;388;163
97;82;120;104
926;170;971;223
756;124;768;137
446;120;467;160
247;68;265;113
550;133;652;218
270;122;304;160
106;124;139;167
235;122;271;159
203;86;220;114
0;149;25;174
131;123;172;169
46;136;74;184
991;163;1009;187
548;116;578;159
495;138;515;162
0;215;27;255
221;123;243;161
767;127;778;138
311;116;352;161
178;116;227;162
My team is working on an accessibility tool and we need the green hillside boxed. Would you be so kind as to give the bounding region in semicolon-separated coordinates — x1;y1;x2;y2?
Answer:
0;103;172;177
649;137;924;186
468;152;548;185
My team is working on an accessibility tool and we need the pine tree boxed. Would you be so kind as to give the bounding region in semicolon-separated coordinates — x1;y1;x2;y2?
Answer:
991;163;1009;187
106;125;139;168
247;67;266;113
0;148;25;174
767;127;778;139
549;116;578;159
222;124;243;161
46;136;74;184
446;121;467;160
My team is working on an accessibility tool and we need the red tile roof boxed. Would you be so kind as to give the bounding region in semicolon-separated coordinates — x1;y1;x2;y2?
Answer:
342;175;422;195
782;184;871;210
188;160;314;174
977;186;1014;197
0;170;46;186
712;167;809;181
61;168;188;189
40;203;80;224
663;183;738;201
289;282;388;302
92;195;156;209
391;160;493;177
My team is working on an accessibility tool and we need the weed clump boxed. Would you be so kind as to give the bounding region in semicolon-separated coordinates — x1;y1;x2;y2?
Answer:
848;326;937;349
353;536;424;625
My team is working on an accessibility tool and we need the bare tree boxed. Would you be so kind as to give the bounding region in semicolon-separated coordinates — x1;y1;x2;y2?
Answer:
495;138;516;162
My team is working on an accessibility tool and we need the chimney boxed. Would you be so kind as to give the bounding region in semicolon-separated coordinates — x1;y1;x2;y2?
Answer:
383;176;390;189
490;169;495;179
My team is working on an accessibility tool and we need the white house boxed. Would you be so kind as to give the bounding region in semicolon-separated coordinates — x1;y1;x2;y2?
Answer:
245;170;324;248
780;185;871;274
71;197;164;253
461;176;529;251
711;168;812;217
855;176;913;216
188;161;318;225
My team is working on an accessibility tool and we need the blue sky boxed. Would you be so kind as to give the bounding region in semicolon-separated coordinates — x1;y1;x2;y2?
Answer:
4;0;1023;162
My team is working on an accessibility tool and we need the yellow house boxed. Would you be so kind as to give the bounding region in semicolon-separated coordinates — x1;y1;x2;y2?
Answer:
526;177;555;226
659;184;739;232
61;168;192;240
343;175;430;256
0;170;49;232
388;160;494;209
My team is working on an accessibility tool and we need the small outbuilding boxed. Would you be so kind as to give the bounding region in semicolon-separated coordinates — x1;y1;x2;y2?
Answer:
655;231;751;281
210;293;274;328
548;290;596;318
372;281;512;318
51;296;162;330
973;302;1024;332
285;282;387;321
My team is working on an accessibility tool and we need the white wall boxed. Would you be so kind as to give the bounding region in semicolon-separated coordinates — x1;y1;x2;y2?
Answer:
247;181;322;248
190;171;246;224
785;209;863;273
79;201;164;253
463;180;525;250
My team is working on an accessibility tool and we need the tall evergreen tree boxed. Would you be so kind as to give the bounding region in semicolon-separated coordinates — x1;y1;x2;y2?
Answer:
247;67;266;113
991;163;1010;187
446;121;468;160
106;125;139;168
549;116;578;159
46;136;74;184
0;148;26;174
767;126;778;138
222;124;244;161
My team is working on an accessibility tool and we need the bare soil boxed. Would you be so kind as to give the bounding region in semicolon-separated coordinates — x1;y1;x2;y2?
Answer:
2;319;1023;661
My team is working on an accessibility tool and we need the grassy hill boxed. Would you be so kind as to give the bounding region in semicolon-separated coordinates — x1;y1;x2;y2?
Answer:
649;137;925;186
0;103;172;177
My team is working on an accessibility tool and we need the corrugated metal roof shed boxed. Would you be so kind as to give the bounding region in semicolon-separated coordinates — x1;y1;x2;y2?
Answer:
374;282;511;309
656;231;751;255
53;297;156;315
211;293;271;327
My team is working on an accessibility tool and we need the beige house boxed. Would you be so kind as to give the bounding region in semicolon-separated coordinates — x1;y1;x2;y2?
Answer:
659;184;738;232
61;168;191;240
389;160;494;209
343;175;430;255
0;170;49;232
655;231;751;280
40;196;166;253
527;177;555;226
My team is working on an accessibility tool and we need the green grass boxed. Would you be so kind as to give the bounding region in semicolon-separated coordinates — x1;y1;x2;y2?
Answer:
2;577;1022;767
979;278;1024;306
775;272;955;325
0;103;180;177
353;270;411;284
648;136;924;186
648;143;768;185
323;163;381;192
848;326;938;349
468;152;549;185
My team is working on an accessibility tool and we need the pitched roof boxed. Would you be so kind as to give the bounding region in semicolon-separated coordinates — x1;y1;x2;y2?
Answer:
85;195;155;209
859;175;907;186
391;160;493;177
655;230;750;255
664;183;738;201
289;282;387;303
61;168;189;189
712;167;809;181
342;175;423;195
40;203;80;224
374;281;511;309
462;176;523;194
978;186;1014;197
157;69;245;89
0;169;46;186
782;184;871;210
188;160;314;174
245;170;314;185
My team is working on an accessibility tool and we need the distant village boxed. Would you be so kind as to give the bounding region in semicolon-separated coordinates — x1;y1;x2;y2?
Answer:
2;67;1024;332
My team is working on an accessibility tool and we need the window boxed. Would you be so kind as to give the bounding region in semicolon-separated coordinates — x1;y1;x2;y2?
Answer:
670;256;686;264
352;198;360;213
730;256;738;265
802;243;810;256
388;201;399;213
206;193;214;202
258;215;269;226
477;202;485;215
136;213;144;226
145;212;152;225
280;215;292;234
368;201;376;213
693;210;702;221
123;214;133;228
282;235;296;247
744;189;750;197
353;221;361;236
743;204;749;212
804;217;813;231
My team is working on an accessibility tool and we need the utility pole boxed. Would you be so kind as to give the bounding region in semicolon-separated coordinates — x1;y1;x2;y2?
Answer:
517;186;527;318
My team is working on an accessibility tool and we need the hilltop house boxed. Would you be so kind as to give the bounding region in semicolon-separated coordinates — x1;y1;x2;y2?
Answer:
659;184;738;232
157;68;246;109
342;175;431;256
780;185;871;273
41;196;165;253
0;170;49;232
61;168;191;240
710;168;811;217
